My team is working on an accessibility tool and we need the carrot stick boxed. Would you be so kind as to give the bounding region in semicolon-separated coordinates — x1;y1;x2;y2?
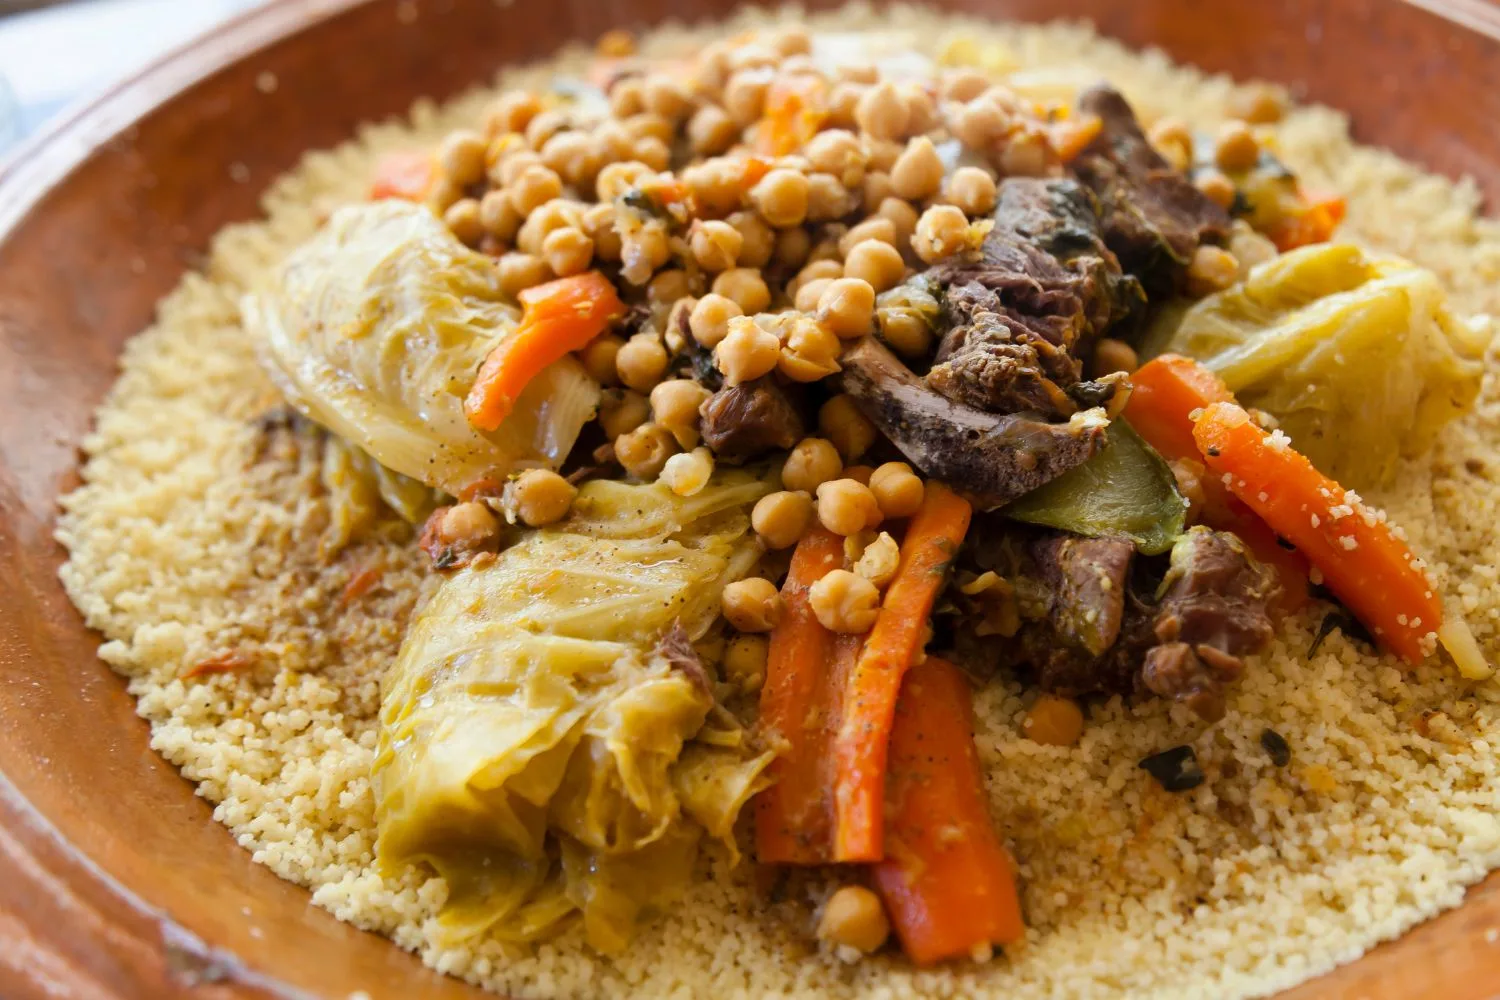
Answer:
756;74;827;156
1126;355;1310;613
369;151;435;202
755;527;847;864
1193;401;1441;663
832;482;972;863
464;271;625;432
872;656;1024;964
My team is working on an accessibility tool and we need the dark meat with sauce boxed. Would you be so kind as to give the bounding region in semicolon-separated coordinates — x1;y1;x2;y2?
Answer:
1072;84;1232;294
837;337;1107;508
926;178;1142;418
699;377;805;463
941;522;1277;720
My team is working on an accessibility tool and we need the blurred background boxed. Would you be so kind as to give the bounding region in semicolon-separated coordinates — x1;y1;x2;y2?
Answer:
0;0;262;155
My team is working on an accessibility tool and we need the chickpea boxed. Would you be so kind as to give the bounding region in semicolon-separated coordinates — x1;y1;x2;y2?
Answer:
807;226;846;265
507;469;577;527
609;77;646;118
727;42;780;73
642;73;692;122
876;197;920;250
632;136;672;172
863;137;904;173
598;388;650;439
681;105;734;158
435;500;500;551
817;277;876;339
825;81;865;130
516;198;581;255
876;303;934;360
912;204;970;264
843;239;906;294
841;464;874;486
889;136;944;201
660;446;715;497
648;268;692;306
951;94;1011;152
443;198;485;246
435;132;485;192
683;219;739;273
479;189;522;243
819;394;877;461
999;130;1051;177
579;334;623;386
774;226;813;272
620;222;671;285
1214;120;1260;172
497;252;551;297
778;315;843;383
750;168;811;229
1195;168;1237;210
728;211;776;269
425;177;463;215
509;164;564;217
495;148;544;188
752;490;815;550
524;109;570;151
796;258;845;287
861;170;895;212
484;90;543;137
901;83;938;135
582;203;623;261
1022;694;1084;747
868;461;924;519
782;437;844;494
721;577;783;633
839;217;898;257
596;160;653;202
855;81;910;140
941;68;990;103
722;634;770;692
854;530;901;589
1230;83;1287;124
650;379;712;448
1092;337;1139;376
542;226;594;276
715;316;781;385
592;120;636;163
540;130;601;188
1148;118;1194;171
723;69;772;126
769;23;812;56
805;129;867;187
808;568;881;632
806;173;857;223
794;277;835;313
945;165;998;217
689;293;744;348
611;333;667;394
816;479;882;537
1186;245;1240;297
712;268;773;315
836;62;879;85
615;421;678;480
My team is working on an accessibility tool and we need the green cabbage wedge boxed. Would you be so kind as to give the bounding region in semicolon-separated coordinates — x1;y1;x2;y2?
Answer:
373;475;774;953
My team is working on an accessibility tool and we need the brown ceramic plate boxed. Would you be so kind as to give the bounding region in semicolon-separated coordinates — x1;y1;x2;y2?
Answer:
3;1;1500;997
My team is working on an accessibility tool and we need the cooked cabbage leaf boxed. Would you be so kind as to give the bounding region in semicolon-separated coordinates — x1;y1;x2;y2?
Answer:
373;475;774;953
1147;243;1488;487
244;200;600;496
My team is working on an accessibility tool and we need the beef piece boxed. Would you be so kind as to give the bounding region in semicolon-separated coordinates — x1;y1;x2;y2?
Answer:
652;621;711;696
1137;527;1279;720
1072;84;1232;294
837;337;1107;508
699;377;805;463
925;178;1143;418
1029;533;1135;656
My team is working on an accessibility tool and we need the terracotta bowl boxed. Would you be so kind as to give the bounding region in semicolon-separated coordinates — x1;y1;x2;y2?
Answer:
3;1;1500;997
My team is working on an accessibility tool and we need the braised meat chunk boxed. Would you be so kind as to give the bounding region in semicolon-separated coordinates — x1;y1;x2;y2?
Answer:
1072;84;1232;294
699;378;805;463
926;178;1142;417
1030;533;1135;657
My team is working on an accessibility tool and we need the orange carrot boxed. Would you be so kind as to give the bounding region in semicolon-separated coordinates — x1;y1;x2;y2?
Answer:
755;527;847;864
464;271;625;432
872;656;1024;964
369;151;435;201
1049;113;1102;164
1126;355;1310;613
182;652;253;679
338;559;385;607
1193;401;1441;663
832;482;972;862
1266;189;1346;252
756;74;828;156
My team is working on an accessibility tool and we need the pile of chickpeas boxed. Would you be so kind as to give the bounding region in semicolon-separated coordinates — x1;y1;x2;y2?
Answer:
419;28;1281;775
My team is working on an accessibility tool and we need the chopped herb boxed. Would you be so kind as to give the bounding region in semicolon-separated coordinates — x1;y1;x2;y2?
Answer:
1259;728;1291;767
1139;745;1204;792
1307;608;1374;657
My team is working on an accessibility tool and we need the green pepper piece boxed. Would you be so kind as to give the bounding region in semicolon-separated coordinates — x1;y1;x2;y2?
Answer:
1002;419;1186;555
